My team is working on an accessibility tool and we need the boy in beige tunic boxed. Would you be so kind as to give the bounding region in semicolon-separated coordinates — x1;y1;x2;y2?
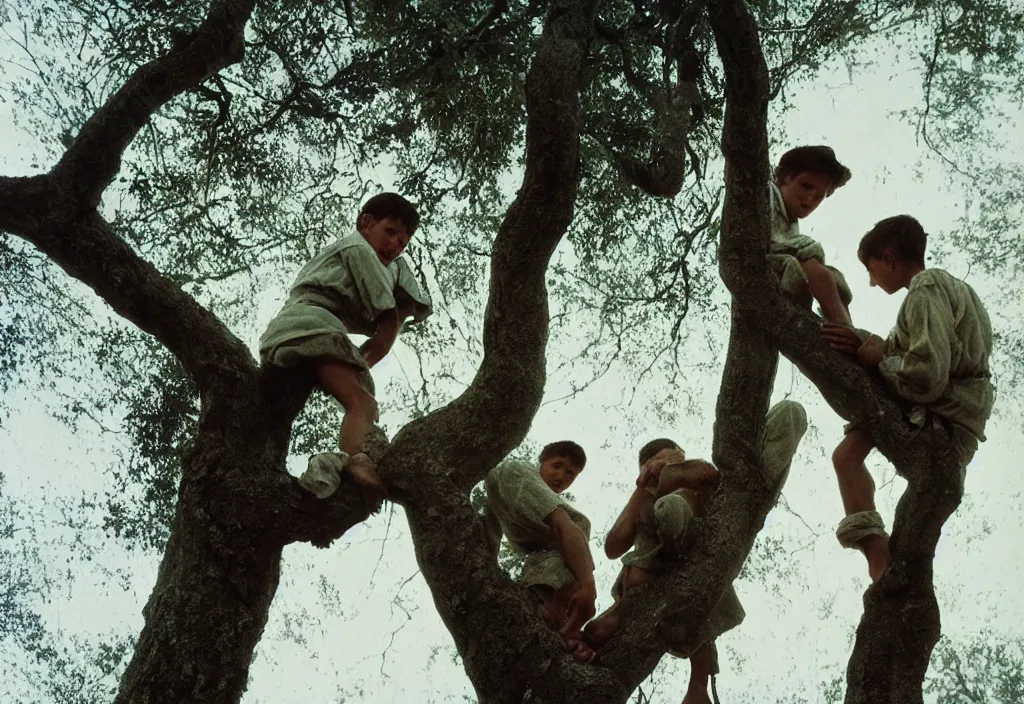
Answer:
483;441;598;661
769;145;855;325
260;193;432;499
822;215;994;582
583;400;808;703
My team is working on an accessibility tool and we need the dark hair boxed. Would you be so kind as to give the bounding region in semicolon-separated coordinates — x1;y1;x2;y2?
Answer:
357;192;420;234
774;146;851;192
638;438;679;466
539;441;587;469
858;215;927;266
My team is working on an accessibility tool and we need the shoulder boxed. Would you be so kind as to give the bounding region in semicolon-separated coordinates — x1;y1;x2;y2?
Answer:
490;459;538;480
487;459;538;486
335;234;380;265
902;270;960;320
908;268;960;292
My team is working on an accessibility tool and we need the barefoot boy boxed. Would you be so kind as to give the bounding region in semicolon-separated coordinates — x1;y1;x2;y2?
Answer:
260;193;432;499
822;215;994;582
584;401;808;703
770;145;855;325
483;441;598;661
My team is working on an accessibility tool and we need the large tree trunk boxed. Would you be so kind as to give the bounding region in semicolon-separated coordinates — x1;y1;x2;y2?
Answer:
115;454;283;702
113;367;386;702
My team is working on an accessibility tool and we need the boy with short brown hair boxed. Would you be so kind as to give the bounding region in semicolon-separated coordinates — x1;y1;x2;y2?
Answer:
770;145;854;325
483;441;598;661
584;401;809;703
822;215;994;582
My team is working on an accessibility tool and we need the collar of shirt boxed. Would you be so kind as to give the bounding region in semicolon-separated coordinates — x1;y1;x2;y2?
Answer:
769;182;799;236
339;232;399;287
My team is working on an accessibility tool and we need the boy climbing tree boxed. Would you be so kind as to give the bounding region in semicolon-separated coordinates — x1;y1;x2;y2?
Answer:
822;215;995;582
259;193;432;500
583;401;809;703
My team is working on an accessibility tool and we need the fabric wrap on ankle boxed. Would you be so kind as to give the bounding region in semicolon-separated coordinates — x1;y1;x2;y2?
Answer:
835;510;887;548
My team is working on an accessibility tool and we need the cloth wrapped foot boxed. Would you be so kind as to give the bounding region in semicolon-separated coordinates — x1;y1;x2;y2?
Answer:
298;452;349;499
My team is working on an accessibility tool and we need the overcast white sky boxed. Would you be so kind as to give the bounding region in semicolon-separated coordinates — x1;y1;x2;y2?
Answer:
1;23;1022;704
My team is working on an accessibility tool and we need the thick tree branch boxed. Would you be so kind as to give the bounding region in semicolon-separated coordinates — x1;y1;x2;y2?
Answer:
385;1;594;496
246;369;390;548
777;309;962;704
384;2;614;701
597;4;705;197
0;0;259;395
0;178;254;398
52;0;256;208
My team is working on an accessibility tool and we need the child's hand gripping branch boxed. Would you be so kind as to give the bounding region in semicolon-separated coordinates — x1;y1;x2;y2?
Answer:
584;414;806;703
547;507;597;640
258;193;433;501
820;324;886;366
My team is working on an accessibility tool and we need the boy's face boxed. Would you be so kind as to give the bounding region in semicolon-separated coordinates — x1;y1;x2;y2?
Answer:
863;251;901;294
358;215;412;266
778;171;834;220
539;455;583;494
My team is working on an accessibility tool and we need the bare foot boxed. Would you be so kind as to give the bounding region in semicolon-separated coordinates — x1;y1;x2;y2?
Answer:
562;634;596;664
347;452;387;498
583;609;620;650
862;534;889;583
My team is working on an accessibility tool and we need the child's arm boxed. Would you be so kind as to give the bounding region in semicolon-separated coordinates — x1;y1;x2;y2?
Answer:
546;507;597;632
547;507;596;582
604;489;649;559
822;323;884;365
359;308;400;367
656;459;718;497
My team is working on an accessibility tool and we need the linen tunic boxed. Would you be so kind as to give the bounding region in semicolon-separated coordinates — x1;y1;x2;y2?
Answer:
878;268;994;446
838;270;992;549
259;233;432;392
483;460;591;591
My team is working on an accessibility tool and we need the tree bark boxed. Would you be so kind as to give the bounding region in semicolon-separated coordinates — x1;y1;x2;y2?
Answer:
1;0;967;701
387;2;629;701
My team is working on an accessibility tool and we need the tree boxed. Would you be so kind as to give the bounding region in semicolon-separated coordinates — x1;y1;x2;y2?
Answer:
1;1;1021;702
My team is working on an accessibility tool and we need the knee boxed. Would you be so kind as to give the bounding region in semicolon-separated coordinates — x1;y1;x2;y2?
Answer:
802;258;833;286
769;400;807;435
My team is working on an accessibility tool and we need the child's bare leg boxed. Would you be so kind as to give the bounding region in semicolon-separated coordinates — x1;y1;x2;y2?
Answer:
833;430;888;581
540;585;596;663
801;258;852;325
582;566;653;652
623;564;654;591
313;361;385;494
681;644;713;704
